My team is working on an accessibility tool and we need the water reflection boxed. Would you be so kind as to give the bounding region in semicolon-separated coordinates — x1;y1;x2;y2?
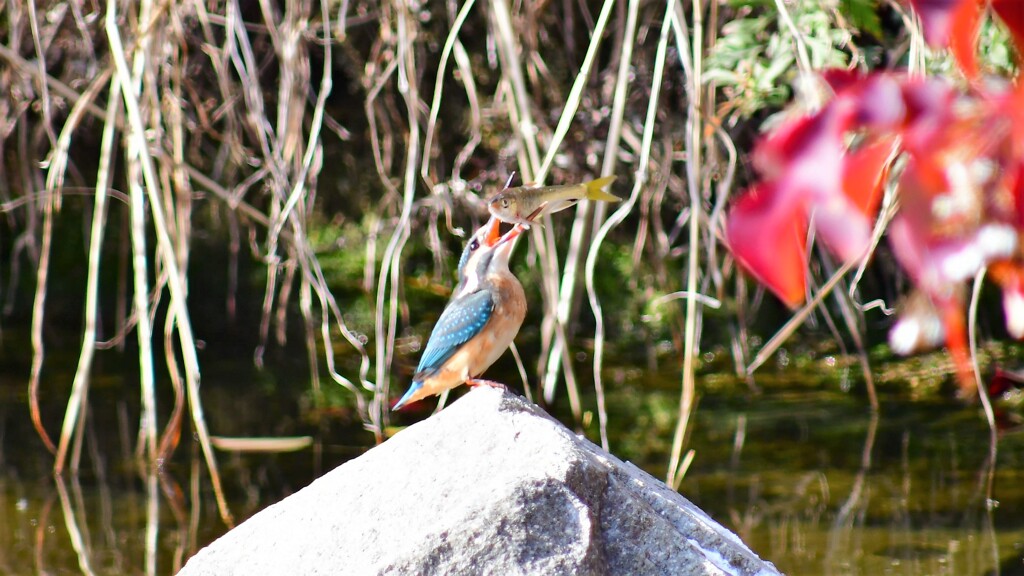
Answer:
826;411;878;573
3;372;1024;574
54;474;97;576
671;390;1024;575
27;440;196;574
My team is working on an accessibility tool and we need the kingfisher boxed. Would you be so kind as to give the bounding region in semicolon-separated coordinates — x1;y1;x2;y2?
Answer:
393;216;528;410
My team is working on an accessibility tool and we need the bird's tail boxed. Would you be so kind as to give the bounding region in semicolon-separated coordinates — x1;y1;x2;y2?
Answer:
392;382;423;411
583;175;620;203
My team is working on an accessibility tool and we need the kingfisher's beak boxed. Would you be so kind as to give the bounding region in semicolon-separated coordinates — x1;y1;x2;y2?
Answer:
483;204;541;251
484;217;503;247
494;205;543;247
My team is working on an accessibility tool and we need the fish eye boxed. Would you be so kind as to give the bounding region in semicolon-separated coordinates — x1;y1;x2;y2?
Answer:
501;198;511;209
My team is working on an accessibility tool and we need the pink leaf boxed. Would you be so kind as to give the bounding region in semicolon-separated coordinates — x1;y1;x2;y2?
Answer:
756;108;846;217
990;262;1024;339
828;71;907;131
812;200;875;263
1001;273;1024;339
904;0;983;78
899;80;958;153
906;0;974;46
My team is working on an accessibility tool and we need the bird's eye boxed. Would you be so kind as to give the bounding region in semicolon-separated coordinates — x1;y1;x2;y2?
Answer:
470;239;480;251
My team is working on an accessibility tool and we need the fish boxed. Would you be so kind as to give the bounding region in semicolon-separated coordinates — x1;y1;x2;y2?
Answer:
487;175;619;225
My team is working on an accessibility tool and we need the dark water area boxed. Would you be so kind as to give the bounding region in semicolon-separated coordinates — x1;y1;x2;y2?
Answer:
2;330;1024;575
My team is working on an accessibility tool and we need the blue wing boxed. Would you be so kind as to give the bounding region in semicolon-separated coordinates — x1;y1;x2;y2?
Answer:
414;290;494;378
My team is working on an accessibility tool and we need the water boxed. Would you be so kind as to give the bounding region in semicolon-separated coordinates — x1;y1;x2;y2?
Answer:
679;392;1024;575
2;337;1024;575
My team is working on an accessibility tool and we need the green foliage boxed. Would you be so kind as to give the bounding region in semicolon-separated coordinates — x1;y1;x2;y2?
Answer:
838;0;882;39
919;17;1020;80
706;0;851;121
308;216;369;289
978;17;1020;78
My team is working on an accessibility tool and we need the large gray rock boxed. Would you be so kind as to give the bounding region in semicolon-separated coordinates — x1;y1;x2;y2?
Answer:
179;387;781;576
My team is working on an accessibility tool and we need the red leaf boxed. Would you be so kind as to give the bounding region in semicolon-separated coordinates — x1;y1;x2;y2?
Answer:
1014;162;1024;229
1010;85;1024;146
736;90;885;282
842;136;898;216
988;368;1022;397
939;296;975;396
886;284;973;397
726;184;809;309
992;0;1024;59
948;0;984;79
820;68;861;94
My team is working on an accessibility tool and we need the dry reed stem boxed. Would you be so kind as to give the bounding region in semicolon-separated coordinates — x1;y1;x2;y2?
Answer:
849;150;902;301
129;0;161;469
489;0;574;411
25;0;58;148
421;0;479;182
589;0;674;468
106;1;232;525
820;253;877;410
41;44;119;464
490;0;542;175
255;260;279;368
164;5;196;461
56;73;118;474
703;123;738;295
370;0;423;433
508;341;533;404
587;0;641;452
159;304;187;461
746;256;861;376
300;275;321;395
967;269;998;501
0;10;265;479
666;0;704;491
773;0;813;79
489;0;585;410
534;0;615;417
419;0;483;240
27;154;55;454
2;3;943;538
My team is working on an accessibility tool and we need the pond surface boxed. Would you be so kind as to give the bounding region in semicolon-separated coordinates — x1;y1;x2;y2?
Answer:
2;340;1024;575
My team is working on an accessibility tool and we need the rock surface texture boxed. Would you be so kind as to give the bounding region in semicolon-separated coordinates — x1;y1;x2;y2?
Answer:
179;388;782;576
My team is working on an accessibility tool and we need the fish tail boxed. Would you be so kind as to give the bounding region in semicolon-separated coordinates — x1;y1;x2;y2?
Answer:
584;175;620;202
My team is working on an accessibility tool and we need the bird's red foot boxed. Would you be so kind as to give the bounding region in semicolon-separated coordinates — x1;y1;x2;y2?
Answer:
467;378;509;391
